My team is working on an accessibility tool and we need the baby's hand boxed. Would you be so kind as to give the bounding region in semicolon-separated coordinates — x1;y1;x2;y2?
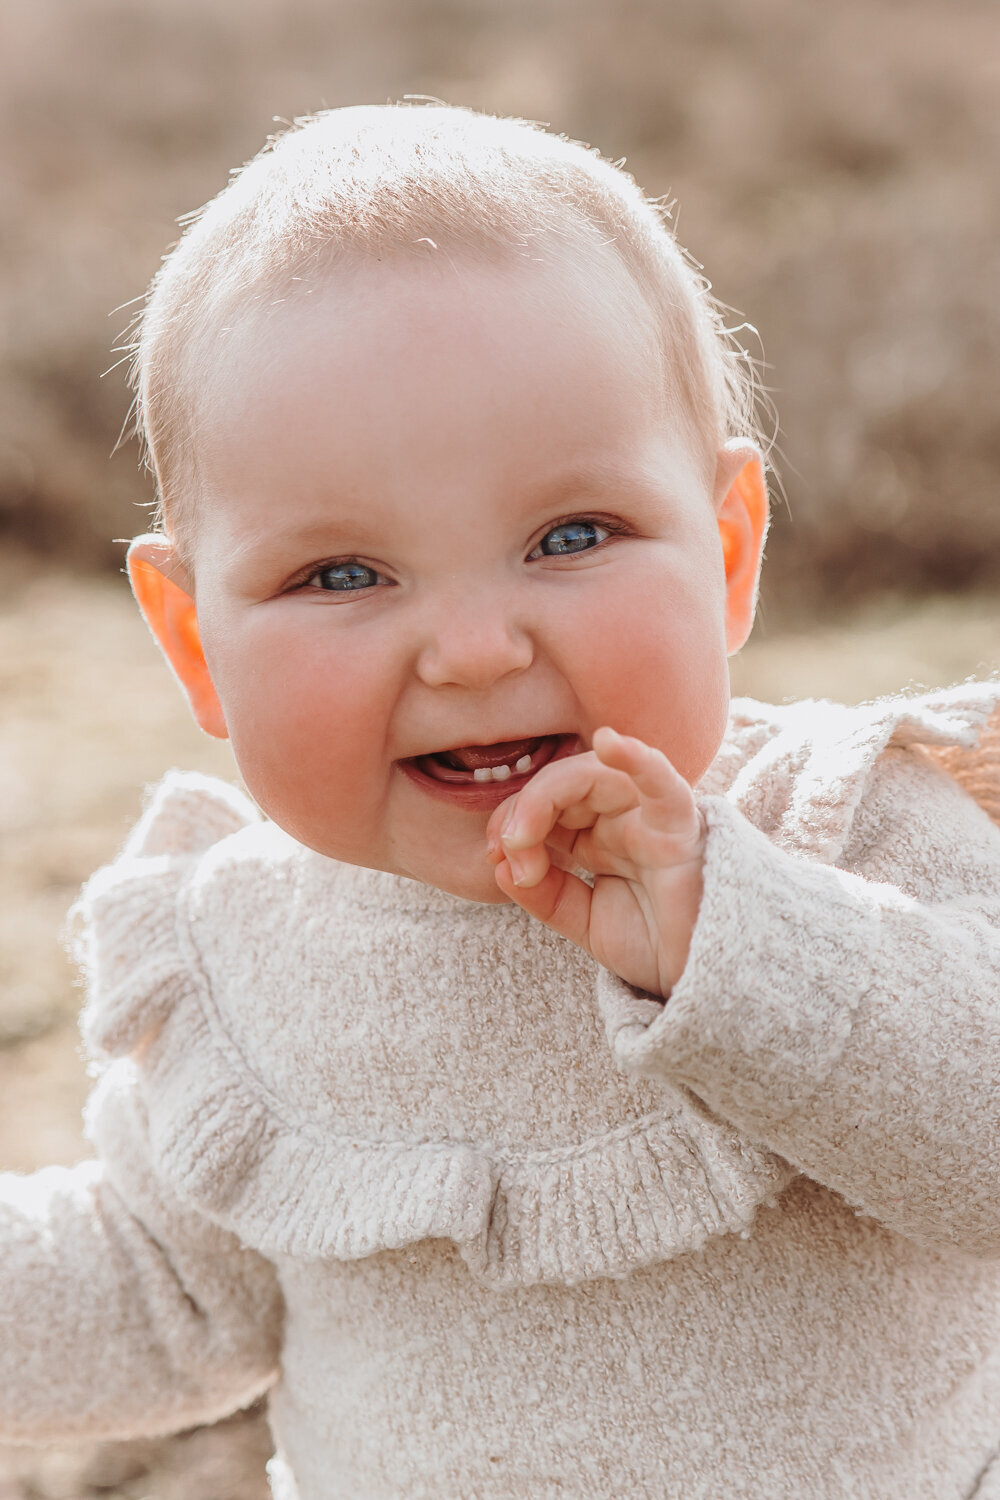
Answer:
486;728;705;997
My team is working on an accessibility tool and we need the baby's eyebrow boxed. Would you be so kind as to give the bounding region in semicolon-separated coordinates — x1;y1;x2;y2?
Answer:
239;514;383;558
525;464;667;510
280;516;376;545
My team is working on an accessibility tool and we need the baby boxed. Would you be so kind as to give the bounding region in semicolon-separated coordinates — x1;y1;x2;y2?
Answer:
3;103;1000;1500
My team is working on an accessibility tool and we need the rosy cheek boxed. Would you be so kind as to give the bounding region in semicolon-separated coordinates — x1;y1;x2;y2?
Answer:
556;588;727;779
214;619;383;803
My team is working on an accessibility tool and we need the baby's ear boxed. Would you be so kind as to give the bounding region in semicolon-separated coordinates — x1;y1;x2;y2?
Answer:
714;443;769;655
126;535;228;740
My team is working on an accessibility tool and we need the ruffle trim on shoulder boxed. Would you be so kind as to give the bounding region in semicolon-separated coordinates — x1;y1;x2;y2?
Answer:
76;773;259;1060
729;679;1000;863
124;771;260;858
918;684;1000;828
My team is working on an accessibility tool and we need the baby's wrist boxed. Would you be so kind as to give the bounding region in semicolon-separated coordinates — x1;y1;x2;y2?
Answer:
654;850;705;998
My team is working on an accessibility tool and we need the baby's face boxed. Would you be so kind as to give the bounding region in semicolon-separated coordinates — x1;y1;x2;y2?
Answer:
177;250;759;901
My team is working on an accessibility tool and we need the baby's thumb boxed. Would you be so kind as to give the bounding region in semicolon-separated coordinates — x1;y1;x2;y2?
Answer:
493;859;594;955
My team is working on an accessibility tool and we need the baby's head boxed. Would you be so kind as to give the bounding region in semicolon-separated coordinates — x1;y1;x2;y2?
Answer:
127;103;769;901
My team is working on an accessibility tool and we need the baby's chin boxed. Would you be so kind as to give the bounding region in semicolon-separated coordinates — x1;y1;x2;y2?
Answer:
395;854;513;906
294;825;514;905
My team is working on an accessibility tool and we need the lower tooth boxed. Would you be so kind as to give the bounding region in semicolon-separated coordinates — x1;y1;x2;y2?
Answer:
470;756;531;783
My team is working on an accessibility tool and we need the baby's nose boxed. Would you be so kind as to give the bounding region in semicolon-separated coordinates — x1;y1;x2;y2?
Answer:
414;591;533;690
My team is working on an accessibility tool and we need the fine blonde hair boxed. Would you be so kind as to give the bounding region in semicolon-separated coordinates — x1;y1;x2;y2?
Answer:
128;102;764;551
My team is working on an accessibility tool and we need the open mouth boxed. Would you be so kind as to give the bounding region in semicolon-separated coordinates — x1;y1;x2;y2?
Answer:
400;733;578;805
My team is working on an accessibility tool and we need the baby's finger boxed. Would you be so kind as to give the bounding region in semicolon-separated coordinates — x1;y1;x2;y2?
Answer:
485;791;526;862
591;727;697;833
498;753;636;854
485;827;578;888
502;839;551;889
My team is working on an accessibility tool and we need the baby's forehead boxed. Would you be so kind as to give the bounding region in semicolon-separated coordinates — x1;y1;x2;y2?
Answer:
199;249;680;469
204;243;678;445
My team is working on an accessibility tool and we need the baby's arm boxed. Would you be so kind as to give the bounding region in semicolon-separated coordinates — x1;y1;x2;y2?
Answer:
0;771;283;1443
0;1082;282;1443
490;736;1000;1257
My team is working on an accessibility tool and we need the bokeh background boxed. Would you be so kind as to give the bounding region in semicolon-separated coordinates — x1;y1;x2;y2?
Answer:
1;1;998;1494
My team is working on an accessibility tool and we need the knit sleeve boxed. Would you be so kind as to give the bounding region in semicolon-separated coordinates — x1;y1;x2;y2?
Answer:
601;735;1000;1259
0;772;284;1444
0;1127;283;1443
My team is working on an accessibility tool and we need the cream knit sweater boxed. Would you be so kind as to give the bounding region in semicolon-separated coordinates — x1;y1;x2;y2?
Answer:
2;686;1000;1500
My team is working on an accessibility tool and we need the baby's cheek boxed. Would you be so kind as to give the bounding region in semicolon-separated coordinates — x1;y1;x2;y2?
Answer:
216;629;389;854
234;721;381;858
571;606;729;782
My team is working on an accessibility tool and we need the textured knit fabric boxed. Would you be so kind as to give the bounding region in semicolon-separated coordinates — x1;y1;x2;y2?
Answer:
2;684;1000;1499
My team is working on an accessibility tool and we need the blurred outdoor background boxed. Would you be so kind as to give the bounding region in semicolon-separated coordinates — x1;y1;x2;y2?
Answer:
1;0;998;1494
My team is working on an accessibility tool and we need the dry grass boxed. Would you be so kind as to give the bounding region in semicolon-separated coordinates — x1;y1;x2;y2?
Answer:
1;0;1000;614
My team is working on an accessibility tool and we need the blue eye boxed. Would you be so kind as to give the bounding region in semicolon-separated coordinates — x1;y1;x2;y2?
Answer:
534;521;606;556
313;562;379;592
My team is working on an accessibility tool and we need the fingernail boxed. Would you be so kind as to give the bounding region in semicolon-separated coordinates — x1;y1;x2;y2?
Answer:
507;852;529;885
